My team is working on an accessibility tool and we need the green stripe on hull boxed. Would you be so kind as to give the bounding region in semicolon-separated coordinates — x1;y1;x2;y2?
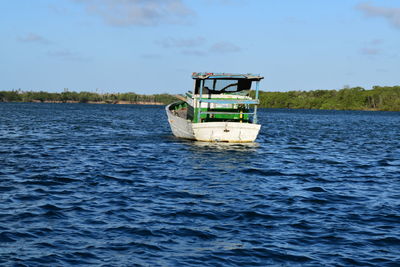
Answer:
193;107;249;123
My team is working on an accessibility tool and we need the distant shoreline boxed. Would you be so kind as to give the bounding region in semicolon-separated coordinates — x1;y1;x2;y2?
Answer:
1;101;395;112
0;90;176;106
1;86;400;111
0;100;164;105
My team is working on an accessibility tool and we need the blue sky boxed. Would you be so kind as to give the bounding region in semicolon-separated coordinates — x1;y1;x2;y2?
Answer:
1;0;399;94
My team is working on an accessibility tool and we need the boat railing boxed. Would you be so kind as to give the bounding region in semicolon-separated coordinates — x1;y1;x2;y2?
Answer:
198;98;259;105
201;111;255;115
194;97;259;123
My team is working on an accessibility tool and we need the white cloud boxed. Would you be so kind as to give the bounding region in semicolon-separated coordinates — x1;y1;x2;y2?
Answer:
202;0;242;5
360;38;383;56
155;36;241;56
48;4;69;15
155;37;206;48
357;2;400;29
140;53;162;59
17;33;51;44
209;41;241;54
73;0;194;26
361;47;380;55
181;50;206;56
48;49;88;61
369;38;383;45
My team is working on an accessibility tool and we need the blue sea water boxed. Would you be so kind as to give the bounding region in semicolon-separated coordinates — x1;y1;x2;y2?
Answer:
0;102;399;266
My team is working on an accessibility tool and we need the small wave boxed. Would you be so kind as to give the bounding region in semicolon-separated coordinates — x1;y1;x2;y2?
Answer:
21;179;64;186
174;227;217;240
53;177;80;183
25;254;63;265
240;168;285;176
98;174;136;185
290;220;314;230
0;231;37;243
105;226;158;238
160;191;206;199
288;172;318;178
13;212;40;221
286;146;306;150
369;237;400;246
354;164;373;169
304;186;327;192
101;241;163;252
307;158;343;165
340;257;374;266
377;159;391;166
83;218;107;225
225;247;313;263
30;227;53;236
70;251;99;260
0;186;16;192
159;210;228;221
234;211;289;222
34;242;57;248
39;204;63;211
0;232;16;243
13;194;43;201
300;197;330;205
41;210;67;219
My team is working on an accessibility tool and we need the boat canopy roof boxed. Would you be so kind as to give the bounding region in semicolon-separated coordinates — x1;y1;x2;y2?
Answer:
192;72;264;81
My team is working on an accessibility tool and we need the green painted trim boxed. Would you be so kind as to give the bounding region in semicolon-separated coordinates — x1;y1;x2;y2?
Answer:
193;107;250;123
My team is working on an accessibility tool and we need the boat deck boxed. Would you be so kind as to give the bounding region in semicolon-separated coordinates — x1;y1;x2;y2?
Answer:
172;108;188;119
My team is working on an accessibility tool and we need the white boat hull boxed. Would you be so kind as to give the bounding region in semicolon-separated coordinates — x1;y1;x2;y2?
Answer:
166;104;261;143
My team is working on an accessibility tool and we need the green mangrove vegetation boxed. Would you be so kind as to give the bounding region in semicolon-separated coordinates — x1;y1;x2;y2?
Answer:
257;86;400;111
0;90;178;105
1;86;400;111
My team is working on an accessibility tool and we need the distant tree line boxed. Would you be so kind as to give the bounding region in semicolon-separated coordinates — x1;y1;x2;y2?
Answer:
1;86;400;111
0;90;178;105
257;86;400;111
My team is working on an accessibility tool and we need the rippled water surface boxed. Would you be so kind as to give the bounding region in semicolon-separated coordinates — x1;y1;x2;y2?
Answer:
1;103;400;266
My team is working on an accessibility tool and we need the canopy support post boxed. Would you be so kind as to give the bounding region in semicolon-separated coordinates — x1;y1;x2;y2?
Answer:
197;79;204;123
253;80;260;124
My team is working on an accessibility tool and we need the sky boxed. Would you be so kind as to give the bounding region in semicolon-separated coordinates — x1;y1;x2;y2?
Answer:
1;0;399;94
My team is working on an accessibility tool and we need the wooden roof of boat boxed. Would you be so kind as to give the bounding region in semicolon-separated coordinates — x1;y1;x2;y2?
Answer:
192;72;264;81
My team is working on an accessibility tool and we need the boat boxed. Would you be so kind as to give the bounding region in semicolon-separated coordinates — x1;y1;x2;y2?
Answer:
166;72;263;142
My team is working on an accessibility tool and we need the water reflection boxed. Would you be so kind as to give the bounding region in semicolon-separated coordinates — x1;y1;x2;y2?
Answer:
190;141;260;151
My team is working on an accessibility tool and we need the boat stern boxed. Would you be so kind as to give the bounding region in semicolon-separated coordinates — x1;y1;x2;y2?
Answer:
192;122;261;143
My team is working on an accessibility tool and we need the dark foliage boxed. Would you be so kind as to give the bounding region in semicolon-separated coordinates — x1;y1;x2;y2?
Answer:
1;86;400;111
0;90;179;105
257;86;400;111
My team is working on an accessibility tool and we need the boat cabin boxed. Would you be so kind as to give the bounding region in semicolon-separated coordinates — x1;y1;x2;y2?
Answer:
177;72;263;124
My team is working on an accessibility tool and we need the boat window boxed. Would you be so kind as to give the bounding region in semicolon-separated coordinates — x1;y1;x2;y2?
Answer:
194;80;201;94
208;79;252;93
194;79;253;94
